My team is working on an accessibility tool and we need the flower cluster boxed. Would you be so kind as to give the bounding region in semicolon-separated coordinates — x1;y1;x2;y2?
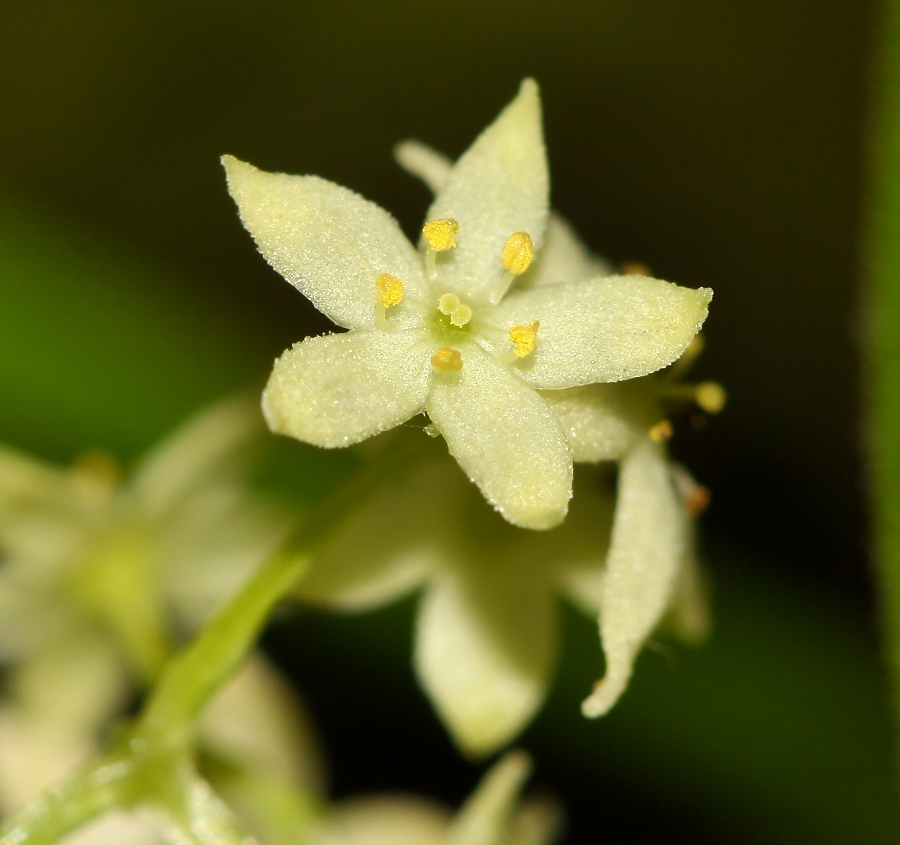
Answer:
224;80;720;754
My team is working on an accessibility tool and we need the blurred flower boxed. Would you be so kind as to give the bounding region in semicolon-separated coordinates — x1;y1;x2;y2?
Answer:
397;138;718;719
297;455;614;757
223;79;712;531
0;398;292;743
0;653;324;845
313;751;560;845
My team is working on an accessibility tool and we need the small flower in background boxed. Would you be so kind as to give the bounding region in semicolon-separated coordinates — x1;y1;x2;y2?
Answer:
313;751;560;845
0;398;295;821
224;79;712;530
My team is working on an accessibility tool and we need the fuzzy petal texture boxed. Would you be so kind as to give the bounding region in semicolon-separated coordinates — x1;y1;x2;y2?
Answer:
415;565;557;758
223;156;428;329
426;343;572;530
425;80;549;304
263;329;431;448
445;751;532;845
582;438;688;717
539;384;644;463
297;461;456;610
490;276;712;389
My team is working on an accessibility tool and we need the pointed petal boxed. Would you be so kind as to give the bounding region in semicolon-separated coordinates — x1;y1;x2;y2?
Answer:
131;396;263;519
582;439;688;717
425;343;571;530
415;566;557;757
517;214;614;291
489;276;712;388
425;80;549;303
394;140;451;194
298;461;458;610
263;329;431;448
223;156;427;329
445;751;532;845
539;384;644;463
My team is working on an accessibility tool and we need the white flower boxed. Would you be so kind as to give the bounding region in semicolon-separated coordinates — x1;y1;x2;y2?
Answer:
314;751;560;845
396;137;716;719
223;79;712;530
0;398;291;722
297;455;614;757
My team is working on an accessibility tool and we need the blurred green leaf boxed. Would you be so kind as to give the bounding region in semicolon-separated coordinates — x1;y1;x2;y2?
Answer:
864;0;900;767
0;194;269;460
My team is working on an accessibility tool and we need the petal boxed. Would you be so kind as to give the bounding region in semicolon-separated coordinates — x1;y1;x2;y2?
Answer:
394;140;451;194
582;439;688;718
489;276;713;389
199;652;326;794
425;343;572;530
263;329;431;448
322;796;450;845
130;396;263;520
297;461;459;610
539;384;644;463
445;751;532;845
425;80;549;303
223;156;427;330
517;214;613;291
415;566;557;757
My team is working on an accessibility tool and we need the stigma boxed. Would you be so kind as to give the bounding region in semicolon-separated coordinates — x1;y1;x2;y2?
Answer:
438;293;472;327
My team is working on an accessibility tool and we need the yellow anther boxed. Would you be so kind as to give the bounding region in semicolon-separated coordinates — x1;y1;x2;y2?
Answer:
375;272;404;307
501;231;535;275
695;381;727;414
423;218;459;252
508;321;540;358
649;420;674;443
450;304;472;327
438;292;460;314
431;347;463;373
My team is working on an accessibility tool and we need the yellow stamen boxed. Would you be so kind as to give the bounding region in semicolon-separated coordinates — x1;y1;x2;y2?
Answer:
375;272;404;307
438;292;460;315
649;420;674;443
508;321;540;358
422;218;459;252
501;231;535;275
450;304;472;327
695;381;727;414
431;347;463;373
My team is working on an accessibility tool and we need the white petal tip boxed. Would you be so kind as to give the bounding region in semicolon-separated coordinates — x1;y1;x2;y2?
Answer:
580;675;628;719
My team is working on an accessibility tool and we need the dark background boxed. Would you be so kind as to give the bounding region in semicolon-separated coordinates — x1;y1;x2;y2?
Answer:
0;1;893;842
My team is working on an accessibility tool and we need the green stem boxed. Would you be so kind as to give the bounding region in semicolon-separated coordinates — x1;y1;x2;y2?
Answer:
864;0;900;762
